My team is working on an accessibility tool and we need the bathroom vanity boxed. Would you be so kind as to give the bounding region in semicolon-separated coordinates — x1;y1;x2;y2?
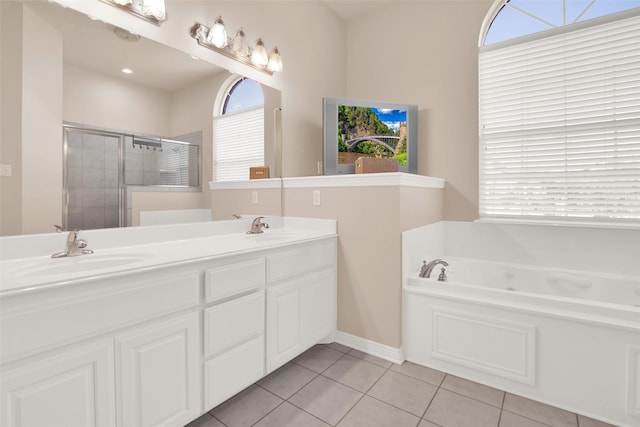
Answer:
0;217;337;427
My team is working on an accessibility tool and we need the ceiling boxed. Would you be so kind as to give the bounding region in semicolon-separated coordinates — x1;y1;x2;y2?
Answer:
28;1;224;92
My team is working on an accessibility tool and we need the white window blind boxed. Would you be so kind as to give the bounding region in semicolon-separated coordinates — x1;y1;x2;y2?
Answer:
213;107;264;182
479;15;640;224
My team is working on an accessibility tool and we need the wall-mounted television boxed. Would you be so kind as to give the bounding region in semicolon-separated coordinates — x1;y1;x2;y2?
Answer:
322;97;418;175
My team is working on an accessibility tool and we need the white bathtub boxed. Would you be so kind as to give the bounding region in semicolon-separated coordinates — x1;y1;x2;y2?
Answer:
404;257;640;427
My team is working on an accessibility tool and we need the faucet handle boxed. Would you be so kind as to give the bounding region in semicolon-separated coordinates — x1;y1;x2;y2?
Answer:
54;224;65;233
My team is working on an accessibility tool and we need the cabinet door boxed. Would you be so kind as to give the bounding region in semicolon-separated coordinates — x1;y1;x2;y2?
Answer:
267;280;303;372
302;268;336;348
1;340;115;427
116;312;200;427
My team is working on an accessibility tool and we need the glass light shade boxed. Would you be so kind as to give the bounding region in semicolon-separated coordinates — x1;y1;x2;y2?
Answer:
141;0;166;21
267;47;283;72
250;39;268;67
207;17;227;48
112;0;132;5
233;29;249;57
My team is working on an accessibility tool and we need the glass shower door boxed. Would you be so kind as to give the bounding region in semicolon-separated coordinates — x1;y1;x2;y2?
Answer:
63;127;124;230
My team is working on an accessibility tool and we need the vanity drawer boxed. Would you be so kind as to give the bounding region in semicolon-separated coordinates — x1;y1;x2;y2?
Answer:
204;335;264;410
205;258;265;303
1;270;200;363
267;239;336;283
204;290;264;357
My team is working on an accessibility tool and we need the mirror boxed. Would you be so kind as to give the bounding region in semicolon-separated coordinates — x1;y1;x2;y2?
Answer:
2;1;281;235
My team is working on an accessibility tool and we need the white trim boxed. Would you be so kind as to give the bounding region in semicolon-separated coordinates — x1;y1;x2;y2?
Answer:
334;330;404;365
209;178;282;190
283;173;445;189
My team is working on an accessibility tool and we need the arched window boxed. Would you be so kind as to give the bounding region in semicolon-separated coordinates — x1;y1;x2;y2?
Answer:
213;77;265;182
478;1;640;225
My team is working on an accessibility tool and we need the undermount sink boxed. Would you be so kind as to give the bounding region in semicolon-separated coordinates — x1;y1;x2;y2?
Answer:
12;253;154;277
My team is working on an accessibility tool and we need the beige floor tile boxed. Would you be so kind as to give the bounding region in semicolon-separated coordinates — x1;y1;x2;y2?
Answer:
322;354;387;392
184;414;225;427
325;342;352;353
337;395;420;427
417;420;440;427
500;411;552;427
253;402;330;427
210;385;283;427
348;349;393;368
367;370;438;417
257;362;317;399
441;374;505;408
576;415;618;427
293;345;345;373
424;388;501;427
289;375;363;426
390;361;446;386
503;394;577;427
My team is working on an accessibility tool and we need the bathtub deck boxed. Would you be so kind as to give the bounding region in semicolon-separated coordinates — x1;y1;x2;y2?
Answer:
184;343;615;427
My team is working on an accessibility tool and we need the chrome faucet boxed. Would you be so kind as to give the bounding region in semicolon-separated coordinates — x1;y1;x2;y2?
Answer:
419;259;449;278
51;228;94;258
247;216;269;234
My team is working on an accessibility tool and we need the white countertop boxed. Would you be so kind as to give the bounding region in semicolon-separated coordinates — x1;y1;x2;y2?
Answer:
0;217;336;296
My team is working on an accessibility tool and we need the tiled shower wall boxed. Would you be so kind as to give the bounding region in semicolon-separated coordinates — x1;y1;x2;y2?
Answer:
65;130;120;230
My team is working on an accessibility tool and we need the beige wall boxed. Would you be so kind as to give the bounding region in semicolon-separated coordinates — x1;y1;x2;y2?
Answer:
0;3;63;236
346;1;493;221
64;64;172;136
282;185;444;348
211;187;282;221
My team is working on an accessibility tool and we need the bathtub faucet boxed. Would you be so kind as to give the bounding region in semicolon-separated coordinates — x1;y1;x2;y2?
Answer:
419;259;449;278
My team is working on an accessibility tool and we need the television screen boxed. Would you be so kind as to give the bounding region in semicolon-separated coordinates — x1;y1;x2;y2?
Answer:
323;97;418;175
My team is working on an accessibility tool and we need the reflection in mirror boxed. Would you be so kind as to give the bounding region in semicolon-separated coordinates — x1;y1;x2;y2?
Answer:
1;1;282;236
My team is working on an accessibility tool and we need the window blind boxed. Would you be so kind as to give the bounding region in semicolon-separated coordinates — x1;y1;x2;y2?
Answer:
213;107;264;182
479;14;640;224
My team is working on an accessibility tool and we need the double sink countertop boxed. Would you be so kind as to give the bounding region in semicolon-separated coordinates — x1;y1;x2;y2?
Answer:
0;216;337;296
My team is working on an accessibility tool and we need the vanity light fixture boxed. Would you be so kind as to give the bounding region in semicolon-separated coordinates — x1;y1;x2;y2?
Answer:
189;19;283;76
100;0;167;25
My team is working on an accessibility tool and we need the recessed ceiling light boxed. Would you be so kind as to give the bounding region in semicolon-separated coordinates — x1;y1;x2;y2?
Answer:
121;68;133;74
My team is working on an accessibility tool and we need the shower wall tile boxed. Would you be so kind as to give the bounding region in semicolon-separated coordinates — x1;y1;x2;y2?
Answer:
104;190;119;207
66;146;83;168
67;131;82;150
104;138;118;152
105;150;119;170
83;133;105;150
126;170;143;185
67;167;83;189
83;169;105;189
82;207;105;229
104;207;119;228
83;148;105;169
83;190;105;208
104;172;118;189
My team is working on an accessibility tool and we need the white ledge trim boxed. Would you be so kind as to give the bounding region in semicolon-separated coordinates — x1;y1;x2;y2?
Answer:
209;173;445;191
209;178;282;190
283;173;445;189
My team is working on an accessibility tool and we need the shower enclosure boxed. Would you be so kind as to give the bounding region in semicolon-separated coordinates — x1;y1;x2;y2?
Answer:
63;124;200;230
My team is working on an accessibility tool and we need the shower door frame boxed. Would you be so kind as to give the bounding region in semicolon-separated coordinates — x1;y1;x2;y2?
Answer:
62;124;127;231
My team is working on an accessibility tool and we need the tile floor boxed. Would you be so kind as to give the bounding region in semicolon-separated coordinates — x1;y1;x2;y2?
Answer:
186;343;616;427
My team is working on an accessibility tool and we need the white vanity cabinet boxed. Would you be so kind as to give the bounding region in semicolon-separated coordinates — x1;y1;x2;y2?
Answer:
266;239;337;372
0;340;116;427
116;312;200;427
1;230;337;427
202;258;266;409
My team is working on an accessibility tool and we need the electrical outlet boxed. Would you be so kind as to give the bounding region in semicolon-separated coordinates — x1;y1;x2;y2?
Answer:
0;164;12;177
313;190;321;206
252;191;258;205
317;161;323;174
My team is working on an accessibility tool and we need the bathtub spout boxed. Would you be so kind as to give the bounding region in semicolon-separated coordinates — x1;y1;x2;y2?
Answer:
420;259;449;278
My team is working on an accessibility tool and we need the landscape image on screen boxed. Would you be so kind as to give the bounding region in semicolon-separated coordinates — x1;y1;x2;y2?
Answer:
337;105;408;165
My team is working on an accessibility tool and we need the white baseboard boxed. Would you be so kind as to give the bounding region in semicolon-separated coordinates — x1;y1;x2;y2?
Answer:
334;331;405;365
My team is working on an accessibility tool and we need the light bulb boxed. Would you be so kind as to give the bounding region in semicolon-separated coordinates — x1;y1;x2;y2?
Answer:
267;47;283;72
250;39;268;67
141;0;166;21
207;16;227;48
233;28;249;57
